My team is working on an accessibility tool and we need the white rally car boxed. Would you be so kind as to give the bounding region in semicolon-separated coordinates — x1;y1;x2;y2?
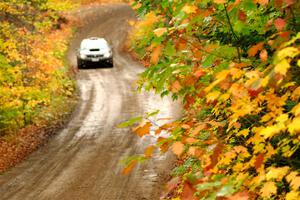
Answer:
77;37;113;68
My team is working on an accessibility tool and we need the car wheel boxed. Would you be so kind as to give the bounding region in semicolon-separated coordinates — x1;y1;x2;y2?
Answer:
108;58;113;68
77;58;83;69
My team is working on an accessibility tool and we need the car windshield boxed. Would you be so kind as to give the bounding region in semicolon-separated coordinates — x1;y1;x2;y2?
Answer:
80;39;109;50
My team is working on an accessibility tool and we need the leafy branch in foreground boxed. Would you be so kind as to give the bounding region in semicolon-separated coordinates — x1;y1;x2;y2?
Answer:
125;0;300;199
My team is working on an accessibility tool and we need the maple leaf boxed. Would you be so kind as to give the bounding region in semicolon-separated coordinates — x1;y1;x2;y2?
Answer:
277;47;299;61
291;103;300;116
260;49;268;62
254;153;264;170
266;166;289;181
181;182;196;200
194;69;205;78
274;59;290;76
286;191;300;200
132;121;151;137
172;141;184;156
171;80;182;93
288;117;300;134
205;143;223;171
122;160;137;175
157;137;169;153
274;18;286;31
260;125;283;139
153;27;167;37
260;181;277;197
144;145;155;158
248;42;264;57
150;45;161;64
206;90;221;103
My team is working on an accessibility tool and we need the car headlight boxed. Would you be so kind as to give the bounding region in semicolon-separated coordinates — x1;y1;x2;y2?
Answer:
104;51;112;58
80;54;87;59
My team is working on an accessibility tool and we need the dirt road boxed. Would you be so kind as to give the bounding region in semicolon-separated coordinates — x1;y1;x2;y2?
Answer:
0;4;180;200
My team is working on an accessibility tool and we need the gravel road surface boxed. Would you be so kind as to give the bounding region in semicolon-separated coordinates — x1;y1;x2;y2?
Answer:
0;4;180;200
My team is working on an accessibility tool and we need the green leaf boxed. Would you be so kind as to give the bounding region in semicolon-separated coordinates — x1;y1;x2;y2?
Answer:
118;116;143;128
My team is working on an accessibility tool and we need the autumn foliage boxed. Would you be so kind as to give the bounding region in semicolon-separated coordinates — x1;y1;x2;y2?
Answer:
125;0;300;199
0;0;76;135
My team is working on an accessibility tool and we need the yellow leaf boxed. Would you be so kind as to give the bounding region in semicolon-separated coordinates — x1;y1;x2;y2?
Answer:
261;76;270;87
286;172;300;190
206;90;221;102
172;141;184;156
276;114;289;124
237;129;250;137
204;70;230;92
260;124;283;139
277;47;299;60
288;117;300;135
290;176;300;190
286;191;300;200
260;181;277;197
182;4;197;14
219;93;230;101
266;166;289;181
274;59;290;76
153;27;167;37
291;103;300;116
286;171;298;183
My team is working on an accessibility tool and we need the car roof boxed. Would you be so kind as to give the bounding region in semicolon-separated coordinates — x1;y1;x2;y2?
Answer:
80;37;109;49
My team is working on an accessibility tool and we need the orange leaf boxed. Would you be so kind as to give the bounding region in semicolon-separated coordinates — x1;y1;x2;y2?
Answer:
144;145;155;158
181;182;196;200
254;153;265;170
185;137;197;144
214;0;226;4
182;4;198;14
191;123;207;136
122;160;137;175
171;80;182;93
194;69;205;78
205;143;223;171
132;121;151;137
176;38;187;50
228;191;249;200
158;137;169;153
260;181;277;197
260;49;268;62
248;42;264;57
150;45;161;64
172;141;184;156
274;18;286;31
256;0;269;5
